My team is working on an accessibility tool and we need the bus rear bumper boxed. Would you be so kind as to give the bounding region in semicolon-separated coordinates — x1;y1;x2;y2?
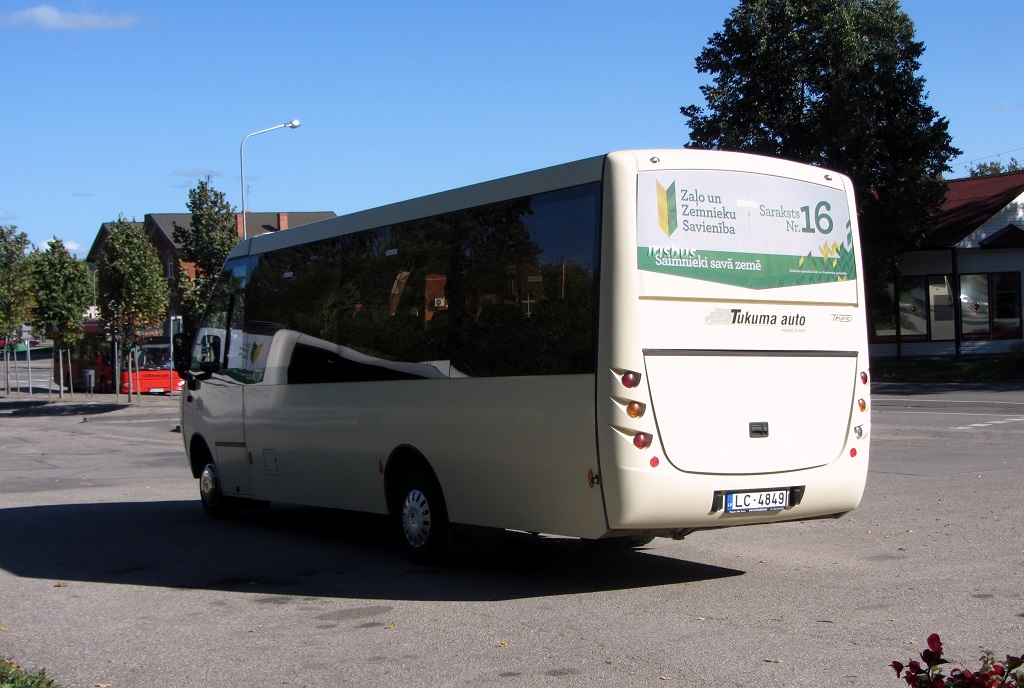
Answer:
601;453;868;532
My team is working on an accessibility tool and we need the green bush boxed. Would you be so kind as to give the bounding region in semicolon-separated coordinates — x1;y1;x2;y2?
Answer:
0;658;60;688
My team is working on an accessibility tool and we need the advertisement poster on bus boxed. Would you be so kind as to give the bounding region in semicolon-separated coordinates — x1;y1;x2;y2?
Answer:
636;170;857;289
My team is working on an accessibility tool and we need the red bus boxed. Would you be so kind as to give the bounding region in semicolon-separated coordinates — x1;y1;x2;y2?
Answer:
68;320;184;395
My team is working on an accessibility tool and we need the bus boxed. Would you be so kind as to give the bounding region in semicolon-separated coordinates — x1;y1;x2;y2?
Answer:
73;321;184;394
173;149;871;562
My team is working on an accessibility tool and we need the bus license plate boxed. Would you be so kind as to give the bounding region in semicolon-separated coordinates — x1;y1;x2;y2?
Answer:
725;489;789;513
150;388;165;394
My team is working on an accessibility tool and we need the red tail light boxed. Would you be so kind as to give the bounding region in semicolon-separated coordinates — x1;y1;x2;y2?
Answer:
633;433;652;449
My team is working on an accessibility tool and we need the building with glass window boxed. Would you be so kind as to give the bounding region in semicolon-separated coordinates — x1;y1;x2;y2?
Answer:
870;170;1024;357
85;211;336;327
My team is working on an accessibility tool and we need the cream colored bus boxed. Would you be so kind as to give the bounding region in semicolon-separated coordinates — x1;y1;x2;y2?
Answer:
173;150;871;562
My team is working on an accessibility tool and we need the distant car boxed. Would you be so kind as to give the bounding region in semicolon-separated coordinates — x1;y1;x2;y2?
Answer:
0;336;41;348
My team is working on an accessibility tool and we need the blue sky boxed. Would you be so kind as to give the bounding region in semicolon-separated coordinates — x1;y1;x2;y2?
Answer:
2;1;1022;256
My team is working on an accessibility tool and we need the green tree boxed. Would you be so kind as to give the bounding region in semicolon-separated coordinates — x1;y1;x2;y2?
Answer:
0;225;33;346
173;179;238;330
681;0;960;296
30;238;93;395
98;216;169;352
968;157;1022;177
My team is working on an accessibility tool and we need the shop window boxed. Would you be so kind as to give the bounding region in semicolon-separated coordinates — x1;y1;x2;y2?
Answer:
928;275;955;341
897;276;928;341
960;274;991;341
992;272;1022;340
869;282;897;342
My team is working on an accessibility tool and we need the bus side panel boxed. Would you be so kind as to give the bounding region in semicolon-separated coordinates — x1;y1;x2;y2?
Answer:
242;380;444;514
242;374;609;539
443;375;606;538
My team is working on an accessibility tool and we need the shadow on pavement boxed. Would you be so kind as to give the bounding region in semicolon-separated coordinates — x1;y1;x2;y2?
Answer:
7;402;130;417
0;500;742;601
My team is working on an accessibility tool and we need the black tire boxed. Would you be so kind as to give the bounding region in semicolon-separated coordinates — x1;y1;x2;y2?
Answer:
199;462;236;519
393;470;449;564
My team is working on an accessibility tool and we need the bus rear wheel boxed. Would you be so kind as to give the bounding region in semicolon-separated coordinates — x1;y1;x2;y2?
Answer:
199;463;236;519
393;471;449;564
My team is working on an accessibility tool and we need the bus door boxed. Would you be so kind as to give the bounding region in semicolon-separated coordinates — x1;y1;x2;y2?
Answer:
186;257;253;498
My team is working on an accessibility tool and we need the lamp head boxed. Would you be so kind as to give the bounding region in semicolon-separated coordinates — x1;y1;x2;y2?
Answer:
286;119;301;128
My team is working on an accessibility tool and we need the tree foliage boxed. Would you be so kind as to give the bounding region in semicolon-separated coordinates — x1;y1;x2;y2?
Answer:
968;157;1022;177
98;216;169;349
30;237;93;350
681;0;960;295
173;179;238;330
0;225;34;343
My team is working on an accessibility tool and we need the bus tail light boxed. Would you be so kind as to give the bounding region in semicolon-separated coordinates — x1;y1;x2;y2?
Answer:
858;398;867;412
633;433;652;449
860;371;869;385
621;371;641;388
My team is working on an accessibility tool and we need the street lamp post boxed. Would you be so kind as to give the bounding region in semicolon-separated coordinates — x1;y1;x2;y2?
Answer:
240;119;301;240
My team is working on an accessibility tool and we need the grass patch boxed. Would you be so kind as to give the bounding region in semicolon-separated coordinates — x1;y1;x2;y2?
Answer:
871;353;1024;382
0;658;61;688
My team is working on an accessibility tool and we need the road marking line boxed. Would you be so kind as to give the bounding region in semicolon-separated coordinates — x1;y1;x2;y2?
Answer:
877;397;1024;406
952;417;1024;431
877;410;1016;417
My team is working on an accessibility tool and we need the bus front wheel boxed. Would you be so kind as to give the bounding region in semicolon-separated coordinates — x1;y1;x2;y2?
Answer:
393;471;449;564
199;463;236;519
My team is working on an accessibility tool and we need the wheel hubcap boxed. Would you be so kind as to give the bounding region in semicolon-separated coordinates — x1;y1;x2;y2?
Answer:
401;489;431;548
200;465;218;503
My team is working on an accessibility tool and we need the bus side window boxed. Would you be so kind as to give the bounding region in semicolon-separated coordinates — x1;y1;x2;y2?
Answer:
287;343;345;385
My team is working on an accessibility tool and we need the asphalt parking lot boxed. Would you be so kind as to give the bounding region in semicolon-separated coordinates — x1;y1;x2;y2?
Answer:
1;382;1022;687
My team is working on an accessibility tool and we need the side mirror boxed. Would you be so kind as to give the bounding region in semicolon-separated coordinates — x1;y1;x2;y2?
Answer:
172;332;192;376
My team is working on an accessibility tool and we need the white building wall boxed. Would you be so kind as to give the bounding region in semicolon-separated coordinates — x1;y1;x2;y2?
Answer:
958;191;1024;248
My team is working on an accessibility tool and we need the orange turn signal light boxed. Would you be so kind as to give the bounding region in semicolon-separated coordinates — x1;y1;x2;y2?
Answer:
626;401;646;418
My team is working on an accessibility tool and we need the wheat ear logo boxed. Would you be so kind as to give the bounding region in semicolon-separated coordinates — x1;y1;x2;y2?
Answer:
657;181;678;237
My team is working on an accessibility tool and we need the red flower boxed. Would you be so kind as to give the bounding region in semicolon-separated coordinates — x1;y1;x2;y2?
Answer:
927;634;943;655
892;661;905;676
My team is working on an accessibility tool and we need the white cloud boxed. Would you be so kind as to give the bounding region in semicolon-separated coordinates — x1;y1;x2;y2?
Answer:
2;5;140;31
987;103;1024;112
36;238;83;256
